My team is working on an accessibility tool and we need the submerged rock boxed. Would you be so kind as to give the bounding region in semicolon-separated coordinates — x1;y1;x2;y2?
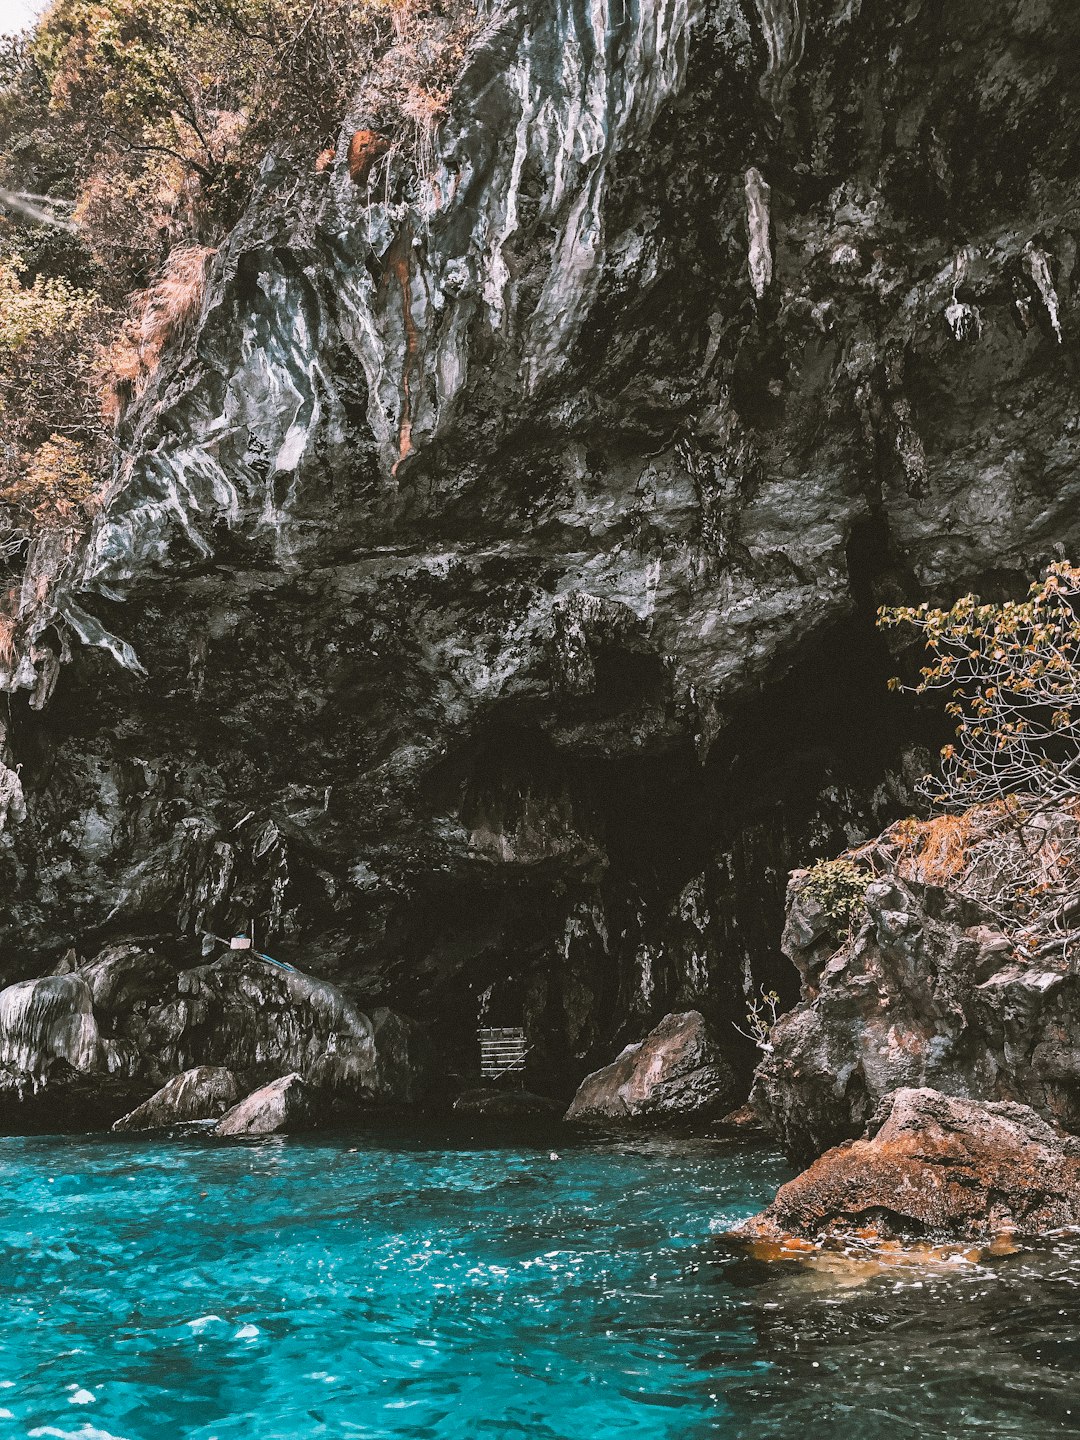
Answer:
215;1073;315;1136
736;1088;1080;1246
753;872;1080;1163
112;1066;241;1132
565;1011;737;1125
453;1087;564;1118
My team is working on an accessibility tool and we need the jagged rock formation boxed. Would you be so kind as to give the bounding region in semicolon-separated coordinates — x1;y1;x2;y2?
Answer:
3;0;1080;1111
0;946;396;1130
754;871;1080;1163
113;1066;240;1131
736;1087;1080;1245
565;1009;737;1123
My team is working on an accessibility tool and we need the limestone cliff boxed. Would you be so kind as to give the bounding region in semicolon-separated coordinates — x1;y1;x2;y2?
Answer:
2;0;1080;1101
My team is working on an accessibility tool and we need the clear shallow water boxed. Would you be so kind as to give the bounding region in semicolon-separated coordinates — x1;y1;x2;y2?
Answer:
0;1127;1078;1440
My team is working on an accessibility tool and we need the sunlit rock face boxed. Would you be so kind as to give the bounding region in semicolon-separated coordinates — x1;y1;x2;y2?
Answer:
565;1009;738;1123
112;1066;241;1132
755;869;1080;1165
3;0;1080;1100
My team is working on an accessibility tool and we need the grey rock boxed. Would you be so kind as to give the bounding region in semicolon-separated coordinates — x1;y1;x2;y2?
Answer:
736;1088;1080;1246
144;955;378;1093
215;1073;315;1136
112;1066;241;1131
565;1010;737;1124
754;871;1080;1163
0;975;100;1080
0;941;400;1129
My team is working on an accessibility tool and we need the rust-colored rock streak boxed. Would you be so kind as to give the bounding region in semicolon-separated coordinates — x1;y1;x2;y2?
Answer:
381;226;420;475
347;129;390;186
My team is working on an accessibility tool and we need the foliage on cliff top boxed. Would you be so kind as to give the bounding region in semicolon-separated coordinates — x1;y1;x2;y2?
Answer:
879;562;1080;812
4;0;478;296
0;0;478;640
794;566;1080;967
0;252;111;540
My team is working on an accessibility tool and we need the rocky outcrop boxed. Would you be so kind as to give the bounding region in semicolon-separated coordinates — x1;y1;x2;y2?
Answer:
0;943;413;1129
146;955;379;1090
736;1088;1080;1246
4;0;1080;1106
215;1073;314;1136
565;1010;737;1124
0;974;101;1079
754;871;1080;1163
112;1066;240;1131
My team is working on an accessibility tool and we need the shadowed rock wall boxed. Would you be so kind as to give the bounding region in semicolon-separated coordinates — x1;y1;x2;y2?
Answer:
3;0;1080;1098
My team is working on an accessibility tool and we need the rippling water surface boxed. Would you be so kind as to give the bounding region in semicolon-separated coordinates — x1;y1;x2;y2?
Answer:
1;1125;1078;1438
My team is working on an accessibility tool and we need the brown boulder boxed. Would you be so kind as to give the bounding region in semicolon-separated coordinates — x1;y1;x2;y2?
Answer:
565;1011;737;1125
215;1073;315;1136
736;1087;1080;1246
112;1066;240;1132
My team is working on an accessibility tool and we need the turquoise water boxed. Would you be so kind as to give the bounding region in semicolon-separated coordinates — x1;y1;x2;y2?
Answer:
0;1127;1078;1439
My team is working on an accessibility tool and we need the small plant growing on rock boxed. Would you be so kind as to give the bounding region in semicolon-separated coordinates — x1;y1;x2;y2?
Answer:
733;986;781;1052
800;857;869;929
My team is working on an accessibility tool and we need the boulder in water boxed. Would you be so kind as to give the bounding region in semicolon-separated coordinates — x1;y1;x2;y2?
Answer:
565;1011;737;1125
215;1072;315;1136
736;1087;1080;1246
112;1066;240;1131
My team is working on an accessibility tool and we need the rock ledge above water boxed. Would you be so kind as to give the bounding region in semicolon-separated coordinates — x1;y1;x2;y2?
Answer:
736;1087;1080;1247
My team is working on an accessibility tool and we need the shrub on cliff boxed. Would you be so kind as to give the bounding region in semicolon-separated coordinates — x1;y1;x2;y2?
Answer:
799;857;868;929
879;563;1080;811
844;565;1080;959
0;253;110;541
6;0;478;297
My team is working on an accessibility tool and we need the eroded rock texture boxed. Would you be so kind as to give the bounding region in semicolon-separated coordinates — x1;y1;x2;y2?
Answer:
215;1073;314;1136
112;1066;240;1132
565;1008;737;1122
736;1087;1080;1245
754;872;1080;1163
3;0;1080;1103
0;946;394;1129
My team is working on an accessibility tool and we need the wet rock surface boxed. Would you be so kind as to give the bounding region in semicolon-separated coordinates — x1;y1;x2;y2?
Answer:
0;945;406;1129
565;1010;737;1124
112;1067;241;1132
736;1087;1080;1246
215;1073;314;1137
754;872;1080;1163
4;0;1080;1103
